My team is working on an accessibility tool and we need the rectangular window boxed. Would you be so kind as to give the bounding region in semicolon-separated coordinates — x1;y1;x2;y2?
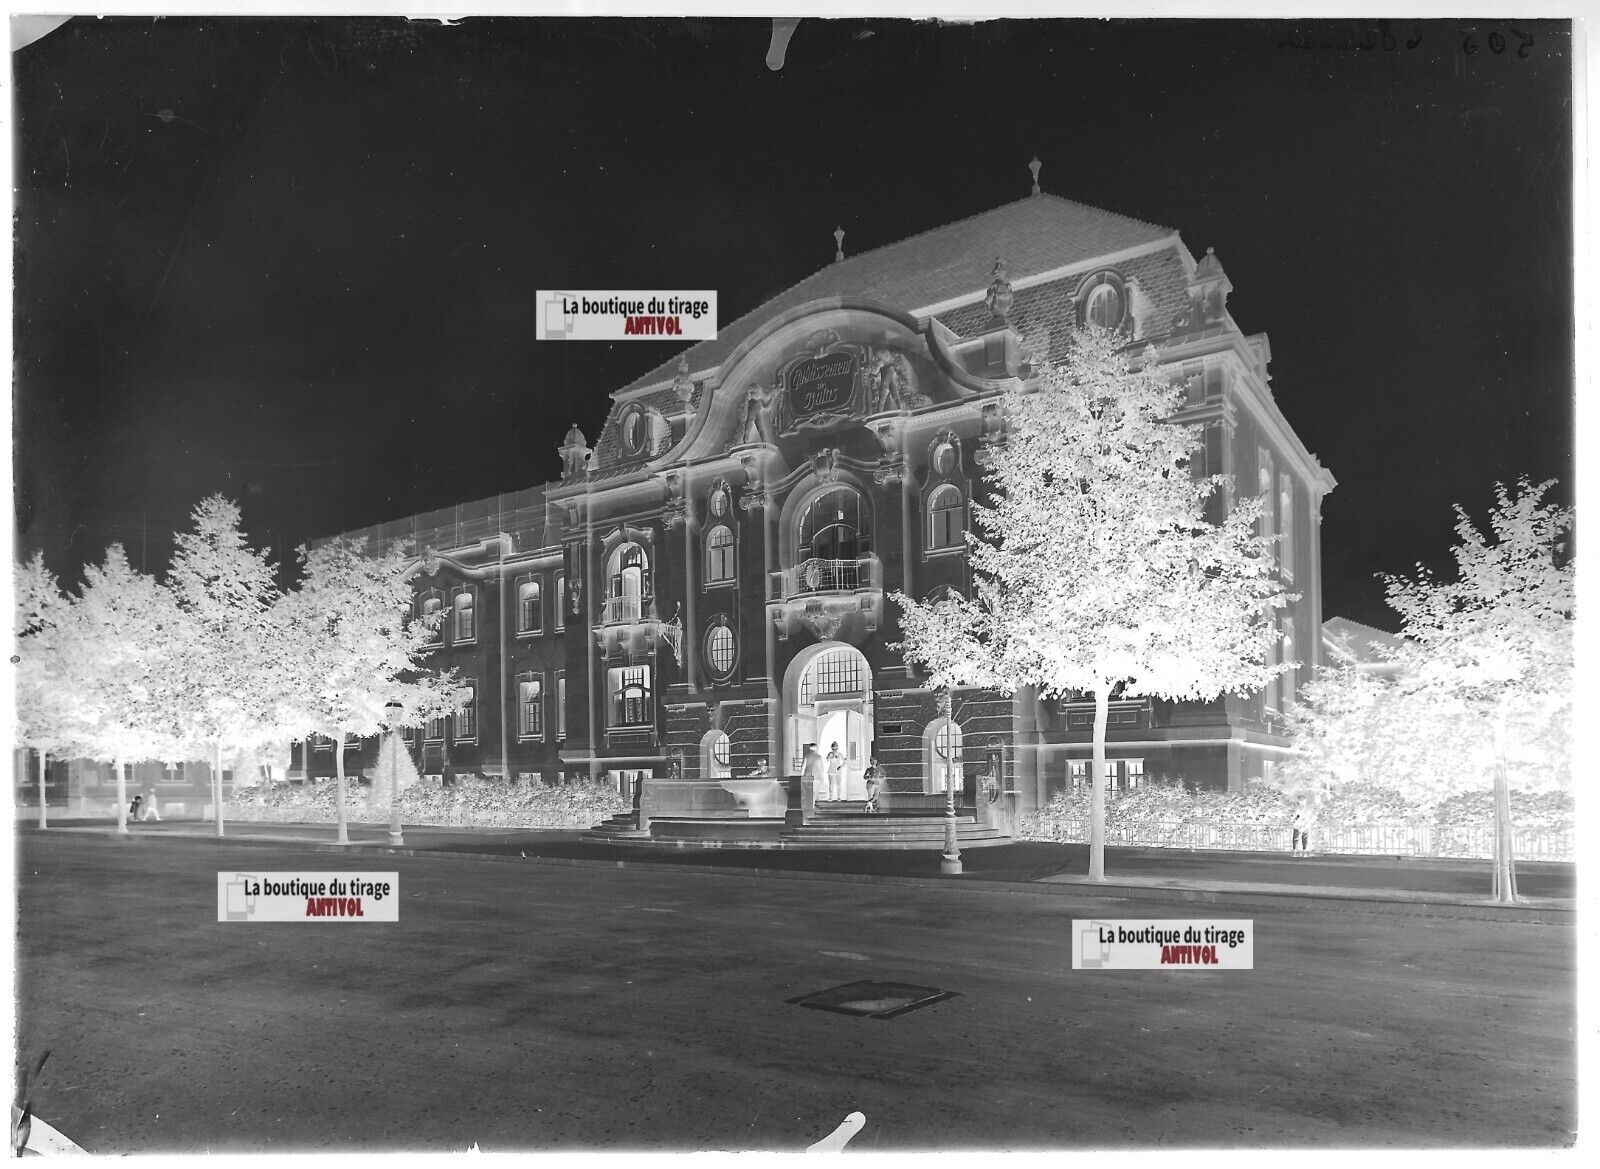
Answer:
454;685;477;741
555;573;566;631
424;716;445;742
1264;630;1280;715
454;590;476;642
706;526;735;583
518;676;543;739
1067;761;1089;788
557;672;567;739
1258;448;1276;548
608;665;652;727
421;594;444;644
1278;472;1295;582
518;577;542;635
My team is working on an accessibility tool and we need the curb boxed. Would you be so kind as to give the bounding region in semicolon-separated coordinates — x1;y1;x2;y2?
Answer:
22;826;1574;923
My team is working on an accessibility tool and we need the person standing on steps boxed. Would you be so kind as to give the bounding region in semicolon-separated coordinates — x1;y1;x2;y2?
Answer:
826;742;845;801
801;744;825;808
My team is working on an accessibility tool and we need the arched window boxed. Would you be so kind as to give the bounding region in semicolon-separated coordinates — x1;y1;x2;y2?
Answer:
705;525;735;583
796;488;868;590
454;590;476;642
517;578;542;634
605;543;651;623
554;573;566;631
518;675;543;739
928;484;965;550
926;718;963;794
1086;281;1123;329
706;624;736;677
704;730;732;779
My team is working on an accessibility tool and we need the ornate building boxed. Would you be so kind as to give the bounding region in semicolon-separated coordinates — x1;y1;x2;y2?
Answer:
298;180;1336;830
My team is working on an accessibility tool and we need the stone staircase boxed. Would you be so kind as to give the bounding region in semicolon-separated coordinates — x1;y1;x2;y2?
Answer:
779;806;1010;850
585;811;651;842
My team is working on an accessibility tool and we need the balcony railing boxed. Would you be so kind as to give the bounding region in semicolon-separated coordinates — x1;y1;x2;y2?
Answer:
773;557;875;601
600;595;647;625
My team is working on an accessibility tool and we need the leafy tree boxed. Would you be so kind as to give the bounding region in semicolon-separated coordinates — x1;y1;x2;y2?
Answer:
56;547;184;833
893;327;1292;881
274;536;464;844
1287;480;1572;901
13;554;77;826
164;495;283;836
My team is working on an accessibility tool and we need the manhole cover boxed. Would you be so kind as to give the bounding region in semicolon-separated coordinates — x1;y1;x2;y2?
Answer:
788;979;958;1019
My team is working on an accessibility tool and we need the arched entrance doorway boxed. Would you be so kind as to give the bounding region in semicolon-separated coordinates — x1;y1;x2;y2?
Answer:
783;642;873;800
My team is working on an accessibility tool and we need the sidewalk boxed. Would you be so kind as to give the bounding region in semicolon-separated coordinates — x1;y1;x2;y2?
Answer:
21;817;1576;920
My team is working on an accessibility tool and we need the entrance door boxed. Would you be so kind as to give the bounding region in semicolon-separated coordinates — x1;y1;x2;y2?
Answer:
815;706;871;799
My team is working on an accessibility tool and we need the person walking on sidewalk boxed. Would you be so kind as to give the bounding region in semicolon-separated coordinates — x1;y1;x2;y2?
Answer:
1291;797;1314;854
139;787;161;822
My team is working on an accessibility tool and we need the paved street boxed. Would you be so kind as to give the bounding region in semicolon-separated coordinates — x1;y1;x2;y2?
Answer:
14;831;1576;1152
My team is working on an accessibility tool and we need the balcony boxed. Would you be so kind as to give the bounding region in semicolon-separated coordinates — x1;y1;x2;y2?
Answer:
600;595;648;625
771;556;876;602
768;555;882;643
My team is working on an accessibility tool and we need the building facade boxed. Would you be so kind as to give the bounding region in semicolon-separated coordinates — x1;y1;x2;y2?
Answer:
296;191;1336;823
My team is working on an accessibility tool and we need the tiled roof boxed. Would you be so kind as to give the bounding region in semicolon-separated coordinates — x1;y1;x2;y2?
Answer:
616;193;1176;397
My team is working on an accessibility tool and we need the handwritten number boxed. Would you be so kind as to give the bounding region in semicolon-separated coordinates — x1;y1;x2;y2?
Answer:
1513;29;1533;58
1488;31;1505;54
1462;30;1478;54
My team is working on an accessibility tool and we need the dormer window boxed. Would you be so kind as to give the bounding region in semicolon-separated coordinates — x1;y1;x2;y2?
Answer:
621;405;670;457
1079;270;1129;332
1086;282;1122;329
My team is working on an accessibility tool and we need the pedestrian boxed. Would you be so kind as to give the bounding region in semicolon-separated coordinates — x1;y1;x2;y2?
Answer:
140;788;161;822
863;758;882;814
1291;797;1313;854
826;742;845;801
128;794;143;822
801;744;825;807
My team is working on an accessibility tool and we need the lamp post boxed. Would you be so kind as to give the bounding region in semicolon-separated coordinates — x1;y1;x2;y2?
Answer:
385;699;405;847
940;747;963;875
938;691;962;875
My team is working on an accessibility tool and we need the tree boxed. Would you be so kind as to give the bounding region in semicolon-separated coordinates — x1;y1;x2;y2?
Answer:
13;554;76;827
1365;479;1571;901
893;327;1292;881
55;547;184;833
274;536;464;845
164;495;283;837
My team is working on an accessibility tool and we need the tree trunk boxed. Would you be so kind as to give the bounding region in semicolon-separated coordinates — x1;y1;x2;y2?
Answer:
1087;687;1110;882
114;759;129;835
214;742;226;838
37;750;48;830
334;733;350;845
1491;704;1517;903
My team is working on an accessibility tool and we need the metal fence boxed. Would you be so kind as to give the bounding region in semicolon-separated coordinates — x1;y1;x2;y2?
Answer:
1030;819;1572;861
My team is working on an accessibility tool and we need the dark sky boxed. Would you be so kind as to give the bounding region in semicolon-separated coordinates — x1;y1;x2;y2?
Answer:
12;16;1574;631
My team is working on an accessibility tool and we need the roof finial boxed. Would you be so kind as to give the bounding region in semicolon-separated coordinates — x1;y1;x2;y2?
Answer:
1029;156;1042;196
834;226;845;263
